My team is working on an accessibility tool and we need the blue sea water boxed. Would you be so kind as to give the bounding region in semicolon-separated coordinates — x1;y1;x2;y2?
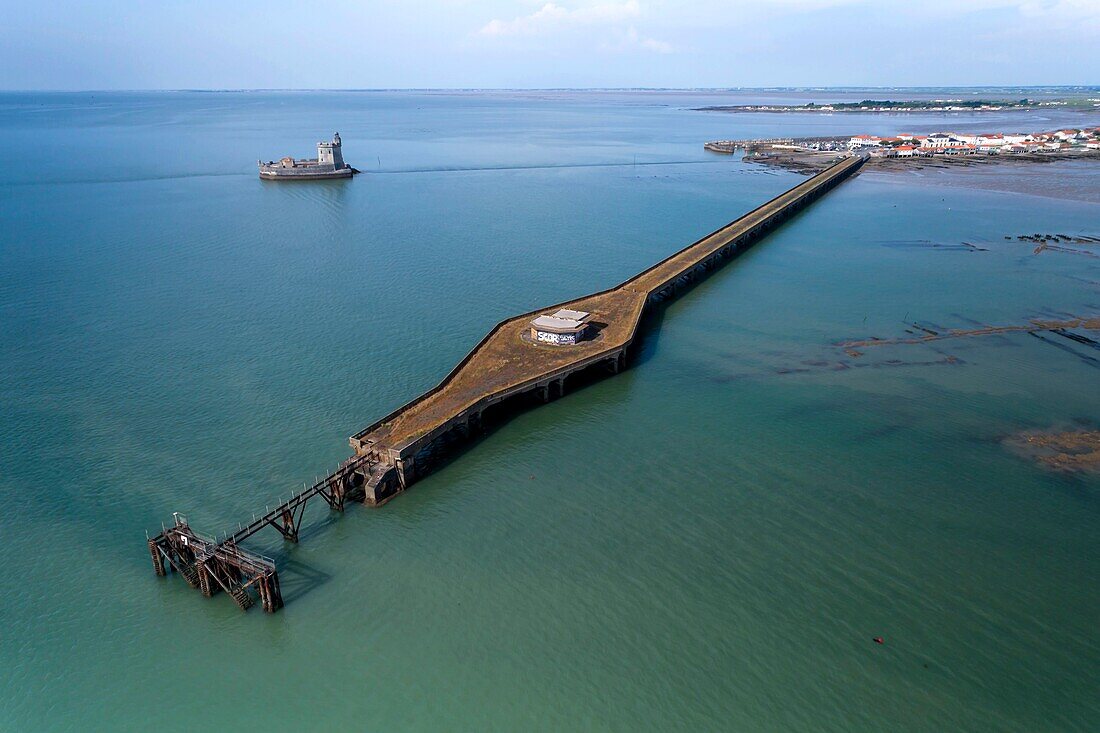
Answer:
1;90;1098;731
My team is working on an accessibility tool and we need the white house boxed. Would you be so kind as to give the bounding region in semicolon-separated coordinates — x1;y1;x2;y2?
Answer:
847;135;882;149
922;133;962;149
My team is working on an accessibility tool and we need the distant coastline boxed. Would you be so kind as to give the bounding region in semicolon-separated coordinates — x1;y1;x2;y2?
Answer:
695;98;1088;114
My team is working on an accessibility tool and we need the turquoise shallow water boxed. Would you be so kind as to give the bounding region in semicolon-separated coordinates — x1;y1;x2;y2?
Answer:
1;91;1098;731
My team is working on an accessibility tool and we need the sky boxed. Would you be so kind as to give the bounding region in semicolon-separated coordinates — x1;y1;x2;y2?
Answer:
1;0;1097;90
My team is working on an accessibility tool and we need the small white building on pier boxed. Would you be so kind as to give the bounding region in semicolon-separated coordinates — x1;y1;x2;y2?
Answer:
530;309;591;345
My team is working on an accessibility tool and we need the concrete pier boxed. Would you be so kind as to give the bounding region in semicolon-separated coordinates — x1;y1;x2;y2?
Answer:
351;154;864;502
146;154;863;612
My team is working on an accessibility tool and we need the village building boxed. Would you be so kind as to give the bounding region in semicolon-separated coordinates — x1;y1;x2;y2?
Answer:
847;135;882;149
922;133;962;149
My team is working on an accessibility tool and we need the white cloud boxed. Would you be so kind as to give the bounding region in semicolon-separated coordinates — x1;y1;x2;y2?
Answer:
640;35;673;53
1015;0;1100;28
479;1;641;36
602;25;673;53
476;1;672;53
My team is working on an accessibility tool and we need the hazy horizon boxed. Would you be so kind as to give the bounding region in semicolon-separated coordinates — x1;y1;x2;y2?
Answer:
2;1;1098;91
4;85;1099;93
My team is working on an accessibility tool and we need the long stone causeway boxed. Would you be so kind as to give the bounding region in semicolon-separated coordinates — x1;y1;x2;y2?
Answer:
146;154;865;612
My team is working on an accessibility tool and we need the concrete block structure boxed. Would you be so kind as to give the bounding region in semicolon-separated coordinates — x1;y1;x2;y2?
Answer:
530;309;592;345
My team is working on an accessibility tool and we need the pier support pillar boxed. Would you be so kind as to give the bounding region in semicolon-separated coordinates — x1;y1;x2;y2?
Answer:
148;539;165;576
266;573;283;613
545;376;563;400
328;473;347;512
397;457;416;490
197;561;213;597
258;577;272;613
279;509;299;543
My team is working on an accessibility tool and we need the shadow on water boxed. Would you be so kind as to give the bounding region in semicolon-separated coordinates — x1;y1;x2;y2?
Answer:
272;558;333;605
259;176;353;213
630;225;777;369
292;511;344;543
1028;331;1100;368
403;354;635;496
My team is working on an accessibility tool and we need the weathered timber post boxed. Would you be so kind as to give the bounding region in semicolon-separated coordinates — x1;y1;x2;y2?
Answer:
258;576;271;612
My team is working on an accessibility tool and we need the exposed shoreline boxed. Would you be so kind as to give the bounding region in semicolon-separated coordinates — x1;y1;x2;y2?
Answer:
1005;428;1100;474
837;316;1100;355
720;145;1100;179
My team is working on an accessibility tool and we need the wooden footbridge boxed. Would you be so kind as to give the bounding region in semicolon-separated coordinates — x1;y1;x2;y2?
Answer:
147;154;864;612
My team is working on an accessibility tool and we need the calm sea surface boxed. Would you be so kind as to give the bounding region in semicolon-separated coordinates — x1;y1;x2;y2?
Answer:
1;91;1098;731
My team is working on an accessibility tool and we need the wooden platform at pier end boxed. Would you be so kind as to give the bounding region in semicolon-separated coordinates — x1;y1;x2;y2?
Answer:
352;155;864;497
